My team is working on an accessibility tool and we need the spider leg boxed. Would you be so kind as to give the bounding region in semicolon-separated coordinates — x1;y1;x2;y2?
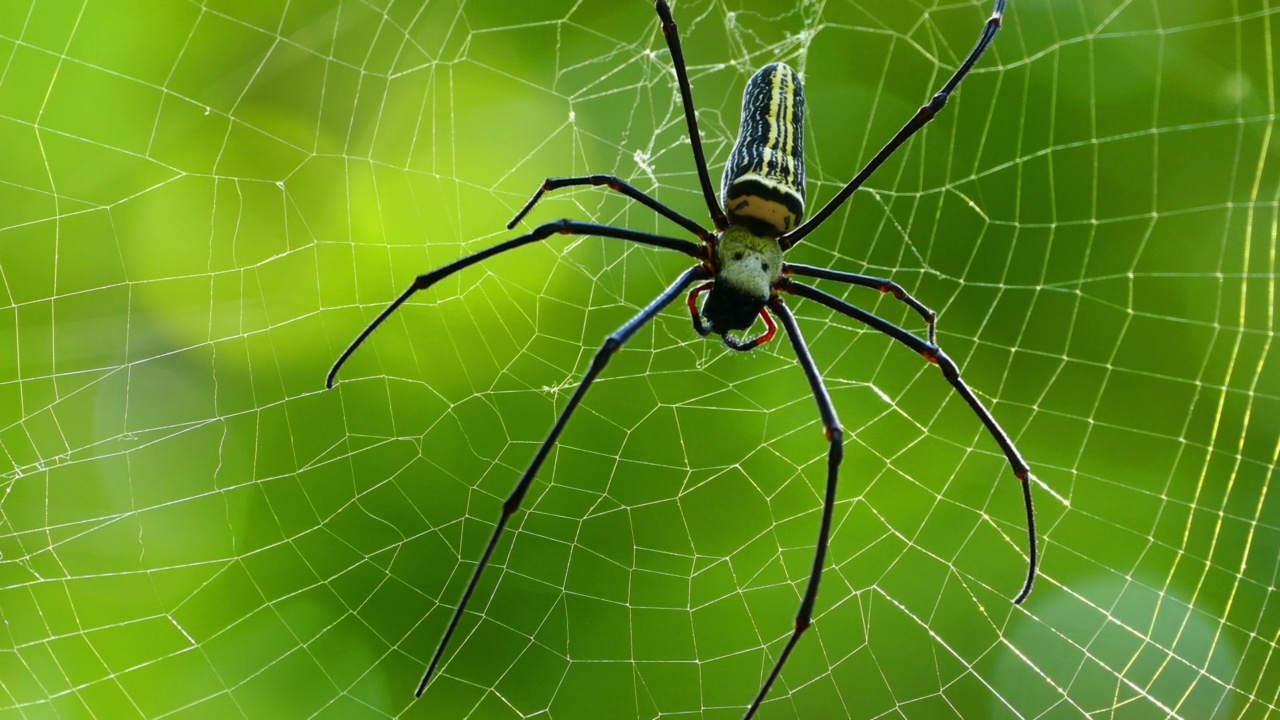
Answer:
784;279;1036;604
655;0;728;231
785;262;938;344
507;175;713;241
743;298;843;719
415;264;709;697
721;308;777;352
686;281;715;337
325;220;703;388
781;0;1006;249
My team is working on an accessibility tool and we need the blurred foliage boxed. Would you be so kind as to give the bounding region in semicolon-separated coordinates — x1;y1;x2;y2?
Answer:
0;0;1276;718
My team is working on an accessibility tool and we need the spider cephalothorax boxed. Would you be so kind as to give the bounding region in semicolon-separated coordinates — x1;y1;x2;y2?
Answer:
691;225;785;346
326;1;1030;717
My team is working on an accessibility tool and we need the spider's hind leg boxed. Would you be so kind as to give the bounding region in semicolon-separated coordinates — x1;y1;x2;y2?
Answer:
740;298;844;719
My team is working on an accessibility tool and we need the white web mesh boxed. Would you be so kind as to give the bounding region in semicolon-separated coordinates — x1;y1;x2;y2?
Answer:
1;0;1276;718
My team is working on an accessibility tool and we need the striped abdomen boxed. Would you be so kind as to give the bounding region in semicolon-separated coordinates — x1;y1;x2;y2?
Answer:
721;62;806;236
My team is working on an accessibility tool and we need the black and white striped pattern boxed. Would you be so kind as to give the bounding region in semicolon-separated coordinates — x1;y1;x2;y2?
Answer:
721;62;806;235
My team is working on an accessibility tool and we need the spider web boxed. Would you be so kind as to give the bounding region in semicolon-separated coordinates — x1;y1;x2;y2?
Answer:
1;0;1276;717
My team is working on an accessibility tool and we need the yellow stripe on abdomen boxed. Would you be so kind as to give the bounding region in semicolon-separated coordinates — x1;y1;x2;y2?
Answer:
721;62;806;236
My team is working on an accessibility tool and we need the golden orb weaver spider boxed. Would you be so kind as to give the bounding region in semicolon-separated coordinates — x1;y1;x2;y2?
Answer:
326;0;1034;716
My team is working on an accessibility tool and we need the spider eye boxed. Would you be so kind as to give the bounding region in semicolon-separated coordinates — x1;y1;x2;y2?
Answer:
732;252;745;260
761;262;770;271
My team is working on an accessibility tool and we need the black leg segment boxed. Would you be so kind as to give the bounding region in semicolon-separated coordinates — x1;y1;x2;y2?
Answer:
784;279;1036;604
507;174;713;241
326;220;704;389
655;0;729;231
782;0;1006;249
786;262;939;344
741;298;844;719
414;264;709;698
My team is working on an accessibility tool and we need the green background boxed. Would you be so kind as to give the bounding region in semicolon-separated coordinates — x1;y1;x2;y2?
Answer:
1;0;1276;718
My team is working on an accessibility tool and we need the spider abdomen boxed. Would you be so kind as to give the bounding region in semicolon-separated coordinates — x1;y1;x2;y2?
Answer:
722;62;806;236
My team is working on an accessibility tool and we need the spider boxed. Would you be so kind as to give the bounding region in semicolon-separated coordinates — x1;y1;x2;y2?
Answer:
326;0;1034;716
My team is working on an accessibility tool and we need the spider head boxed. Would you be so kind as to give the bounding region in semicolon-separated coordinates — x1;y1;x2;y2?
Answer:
691;225;784;347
